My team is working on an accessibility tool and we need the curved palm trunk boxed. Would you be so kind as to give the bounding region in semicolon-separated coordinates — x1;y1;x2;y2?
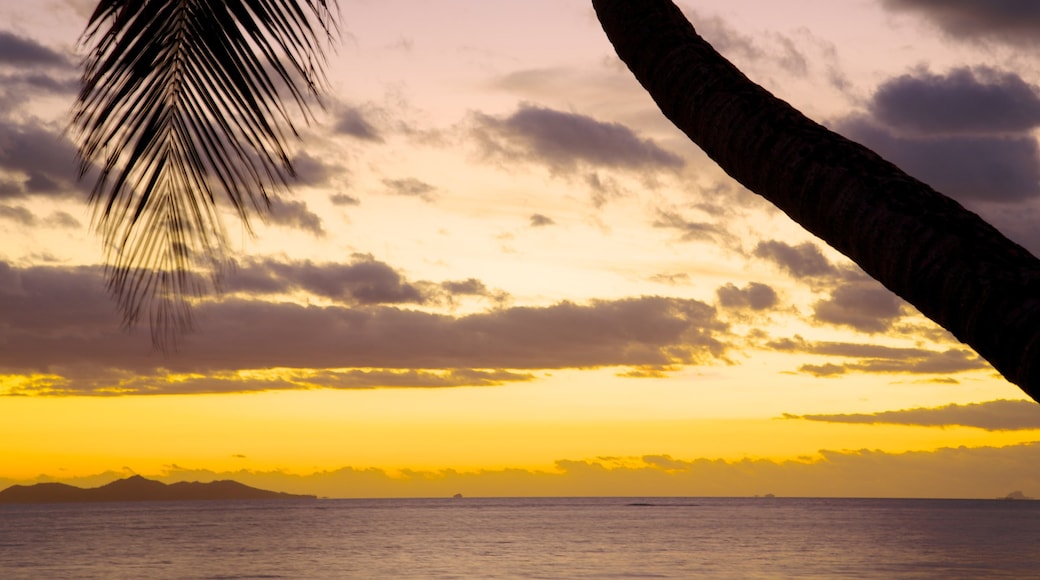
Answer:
593;0;1040;401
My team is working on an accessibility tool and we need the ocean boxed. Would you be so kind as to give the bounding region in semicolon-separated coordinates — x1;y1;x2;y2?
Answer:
2;497;1039;578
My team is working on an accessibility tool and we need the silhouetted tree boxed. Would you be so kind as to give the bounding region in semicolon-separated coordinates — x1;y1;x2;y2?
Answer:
73;0;338;347
593;0;1040;401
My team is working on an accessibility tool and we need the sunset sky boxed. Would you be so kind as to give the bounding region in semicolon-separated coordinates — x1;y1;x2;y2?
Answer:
2;0;1040;499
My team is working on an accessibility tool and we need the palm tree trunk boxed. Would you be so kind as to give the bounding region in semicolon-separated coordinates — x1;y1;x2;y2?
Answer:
592;0;1040;401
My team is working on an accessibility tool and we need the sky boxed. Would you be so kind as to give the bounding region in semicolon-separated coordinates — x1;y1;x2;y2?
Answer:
1;0;1040;498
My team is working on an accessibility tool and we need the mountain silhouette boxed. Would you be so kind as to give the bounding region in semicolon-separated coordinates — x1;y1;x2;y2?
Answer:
0;475;315;504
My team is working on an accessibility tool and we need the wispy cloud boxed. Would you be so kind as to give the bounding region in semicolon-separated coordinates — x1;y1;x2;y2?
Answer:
330;193;360;206
685;8;808;76
766;336;986;377
382;177;437;202
653;209;731;245
785;399;1040;431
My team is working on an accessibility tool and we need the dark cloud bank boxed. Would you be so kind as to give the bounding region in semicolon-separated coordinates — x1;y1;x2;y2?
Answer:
0;29;86;229
838;67;1040;204
0;259;727;395
881;0;1040;45
0;250;980;394
833;62;1040;254
0;119;84;200
870;68;1040;135
0;30;70;67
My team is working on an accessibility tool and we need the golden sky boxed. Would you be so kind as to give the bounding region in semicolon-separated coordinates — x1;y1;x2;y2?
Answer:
1;0;1039;498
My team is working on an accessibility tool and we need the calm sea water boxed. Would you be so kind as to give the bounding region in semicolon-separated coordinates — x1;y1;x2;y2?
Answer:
2;497;1040;578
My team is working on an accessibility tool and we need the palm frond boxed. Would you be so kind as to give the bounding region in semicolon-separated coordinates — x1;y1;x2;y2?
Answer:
72;0;338;348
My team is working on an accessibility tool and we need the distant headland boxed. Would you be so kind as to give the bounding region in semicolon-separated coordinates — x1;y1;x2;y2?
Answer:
0;475;316;504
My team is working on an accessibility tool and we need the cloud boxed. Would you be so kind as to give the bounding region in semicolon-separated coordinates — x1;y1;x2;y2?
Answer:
830;65;1040;251
0;260;726;394
188;295;723;372
289;152;338;187
652;210;730;244
0;204;34;226
334;106;383;142
716;282;778;311
0;32;78;134
229;255;428;305
228;256;509;309
12;368;536;397
766;336;986;377
649;272;691;286
786;399;1040;431
0;72;77;111
0;30;71;67
0;263;118;344
529;213;554;227
0;206;80;229
880;0;1040;46
752;240;837;278
812;284;905;333
382;177;436;202
771;338;934;359
490;67;637;105
798;363;846;377
836;67;1040;203
44;211;81;229
685;8;807;76
265;198;325;236
0;119;84;198
438;278;509;306
471;104;684;175
838;116;1040;203
584;171;629;207
330;193;360;206
798;348;985;377
870;67;1040;135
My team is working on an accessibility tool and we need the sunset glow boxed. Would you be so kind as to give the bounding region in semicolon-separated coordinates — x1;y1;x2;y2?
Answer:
1;0;1039;498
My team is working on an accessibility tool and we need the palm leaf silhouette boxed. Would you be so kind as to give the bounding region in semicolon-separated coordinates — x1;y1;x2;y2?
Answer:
73;0;338;347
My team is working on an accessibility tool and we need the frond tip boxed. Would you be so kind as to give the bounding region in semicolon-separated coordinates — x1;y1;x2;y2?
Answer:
72;0;339;348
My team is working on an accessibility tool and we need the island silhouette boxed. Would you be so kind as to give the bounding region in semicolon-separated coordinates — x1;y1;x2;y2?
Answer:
0;475;315;504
